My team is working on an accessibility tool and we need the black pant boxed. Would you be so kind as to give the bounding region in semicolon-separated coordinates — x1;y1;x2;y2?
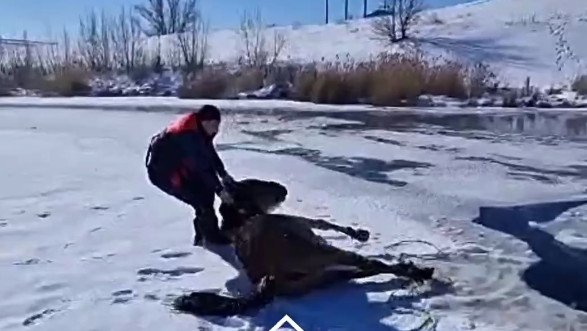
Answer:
145;133;221;244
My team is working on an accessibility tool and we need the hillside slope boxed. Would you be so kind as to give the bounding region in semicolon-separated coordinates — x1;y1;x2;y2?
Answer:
155;0;587;88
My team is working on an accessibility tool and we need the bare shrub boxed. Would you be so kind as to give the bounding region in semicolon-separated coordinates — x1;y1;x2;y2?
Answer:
466;62;497;97
501;89;522;108
371;0;424;45
178;65;231;99
41;67;92;96
110;6;147;75
238;8;287;68
175;2;208;75
233;67;265;91
572;74;587;95
78;9;113;72
178;64;273;99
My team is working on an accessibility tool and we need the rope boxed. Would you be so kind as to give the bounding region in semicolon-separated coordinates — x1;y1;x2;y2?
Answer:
384;239;450;262
381;239;456;331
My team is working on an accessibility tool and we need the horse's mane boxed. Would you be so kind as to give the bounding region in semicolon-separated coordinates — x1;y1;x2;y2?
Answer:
219;178;288;233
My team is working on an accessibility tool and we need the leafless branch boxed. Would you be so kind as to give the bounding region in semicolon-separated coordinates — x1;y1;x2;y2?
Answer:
371;0;424;46
175;3;208;75
238;8;287;68
134;0;200;36
111;6;146;73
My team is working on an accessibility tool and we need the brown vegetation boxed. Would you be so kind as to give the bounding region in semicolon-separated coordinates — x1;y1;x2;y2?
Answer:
0;0;496;106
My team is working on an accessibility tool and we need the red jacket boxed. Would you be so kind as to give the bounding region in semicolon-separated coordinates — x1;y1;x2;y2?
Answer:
162;112;226;194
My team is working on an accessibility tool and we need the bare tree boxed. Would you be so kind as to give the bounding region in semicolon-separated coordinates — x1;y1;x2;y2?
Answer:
62;28;72;67
371;0;424;45
42;29;67;73
238;8;286;68
111;6;146;73
78;9;112;72
134;0;200;36
175;4;208;75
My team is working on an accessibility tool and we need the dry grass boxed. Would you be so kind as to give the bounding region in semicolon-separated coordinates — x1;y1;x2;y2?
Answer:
0;1;497;105
40;68;92;97
291;52;494;106
0;38;495;105
177;64;264;99
178;63;300;99
178;66;232;99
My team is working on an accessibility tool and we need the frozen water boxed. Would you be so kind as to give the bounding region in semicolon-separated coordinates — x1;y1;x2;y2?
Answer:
1;105;587;330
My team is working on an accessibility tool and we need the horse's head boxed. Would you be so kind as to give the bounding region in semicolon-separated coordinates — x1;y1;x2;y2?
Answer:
219;178;288;232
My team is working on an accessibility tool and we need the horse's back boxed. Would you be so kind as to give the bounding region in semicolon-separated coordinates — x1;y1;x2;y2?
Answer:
233;214;345;283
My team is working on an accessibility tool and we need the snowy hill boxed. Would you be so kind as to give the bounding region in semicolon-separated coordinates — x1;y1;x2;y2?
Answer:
152;0;587;88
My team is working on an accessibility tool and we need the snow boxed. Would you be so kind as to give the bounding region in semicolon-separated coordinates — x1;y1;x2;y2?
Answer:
142;0;587;88
2;105;587;331
4;95;587;114
0;96;393;113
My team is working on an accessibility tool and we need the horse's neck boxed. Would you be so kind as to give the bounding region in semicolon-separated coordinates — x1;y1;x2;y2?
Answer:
220;205;256;231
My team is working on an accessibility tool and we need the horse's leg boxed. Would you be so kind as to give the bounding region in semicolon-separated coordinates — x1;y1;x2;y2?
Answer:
290;216;370;242
326;248;435;284
173;276;276;317
273;270;343;297
273;265;399;298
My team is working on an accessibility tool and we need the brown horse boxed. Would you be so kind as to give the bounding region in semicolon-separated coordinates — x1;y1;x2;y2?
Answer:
172;178;435;316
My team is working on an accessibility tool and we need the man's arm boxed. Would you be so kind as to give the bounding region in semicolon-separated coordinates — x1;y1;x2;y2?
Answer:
178;133;224;195
210;143;228;177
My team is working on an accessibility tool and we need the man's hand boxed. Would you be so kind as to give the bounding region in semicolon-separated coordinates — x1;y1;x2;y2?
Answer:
218;190;234;205
221;173;236;188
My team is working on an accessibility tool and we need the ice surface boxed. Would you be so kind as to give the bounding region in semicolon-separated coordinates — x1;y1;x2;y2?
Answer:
1;106;587;331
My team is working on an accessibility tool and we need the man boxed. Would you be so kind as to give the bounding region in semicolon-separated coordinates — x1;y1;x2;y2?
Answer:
145;104;235;246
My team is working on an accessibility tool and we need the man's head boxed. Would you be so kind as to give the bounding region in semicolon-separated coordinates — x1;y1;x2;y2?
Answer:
196;105;221;138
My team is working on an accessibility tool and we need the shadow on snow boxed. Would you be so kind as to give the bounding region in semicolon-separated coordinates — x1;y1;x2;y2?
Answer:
197;277;447;331
218;144;433;187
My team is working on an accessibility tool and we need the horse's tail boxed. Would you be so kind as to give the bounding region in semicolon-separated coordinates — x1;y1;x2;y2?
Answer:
172;289;274;317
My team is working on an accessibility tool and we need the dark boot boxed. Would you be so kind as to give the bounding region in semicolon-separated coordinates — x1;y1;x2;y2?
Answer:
195;208;231;246
193;217;204;246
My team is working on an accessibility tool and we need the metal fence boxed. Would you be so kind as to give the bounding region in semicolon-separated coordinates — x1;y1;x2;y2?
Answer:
0;37;57;47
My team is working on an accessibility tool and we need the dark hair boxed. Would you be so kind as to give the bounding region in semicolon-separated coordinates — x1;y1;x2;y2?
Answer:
219;178;288;232
196;104;221;121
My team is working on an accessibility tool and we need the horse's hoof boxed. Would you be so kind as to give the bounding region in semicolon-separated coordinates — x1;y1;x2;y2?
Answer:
355;229;370;242
412;267;435;284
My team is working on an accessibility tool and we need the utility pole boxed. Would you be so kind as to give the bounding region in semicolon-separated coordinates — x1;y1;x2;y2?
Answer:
363;0;368;18
344;0;349;20
325;0;329;24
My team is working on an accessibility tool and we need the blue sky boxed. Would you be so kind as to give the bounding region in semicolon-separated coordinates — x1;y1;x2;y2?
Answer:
0;0;474;40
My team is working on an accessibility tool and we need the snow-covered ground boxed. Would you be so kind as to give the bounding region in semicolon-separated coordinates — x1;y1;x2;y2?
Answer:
143;0;587;88
2;105;587;331
2;95;587;113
